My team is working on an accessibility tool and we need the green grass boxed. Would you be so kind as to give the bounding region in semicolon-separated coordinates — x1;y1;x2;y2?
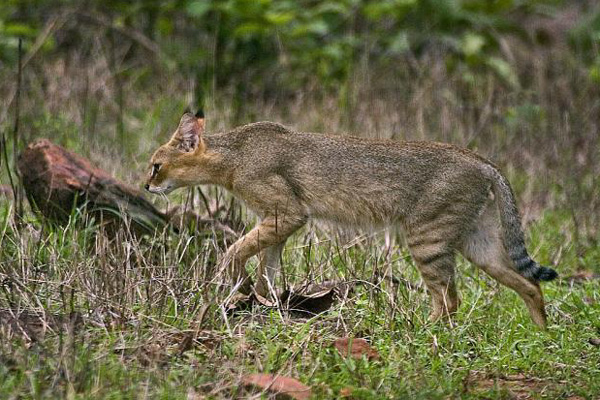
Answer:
1;2;599;396
1;199;599;399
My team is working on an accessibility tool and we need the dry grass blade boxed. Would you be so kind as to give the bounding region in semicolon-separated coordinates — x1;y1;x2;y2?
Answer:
0;2;598;397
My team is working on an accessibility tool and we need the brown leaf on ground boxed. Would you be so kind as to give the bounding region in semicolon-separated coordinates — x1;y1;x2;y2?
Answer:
339;387;354;397
588;338;600;347
242;374;312;400
281;280;353;315
226;280;353;316
280;287;336;315
334;337;379;361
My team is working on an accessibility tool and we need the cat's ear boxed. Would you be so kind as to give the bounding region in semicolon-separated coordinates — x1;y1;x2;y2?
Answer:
169;112;204;152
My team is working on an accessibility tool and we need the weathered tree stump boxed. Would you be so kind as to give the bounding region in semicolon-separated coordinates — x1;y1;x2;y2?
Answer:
17;139;168;236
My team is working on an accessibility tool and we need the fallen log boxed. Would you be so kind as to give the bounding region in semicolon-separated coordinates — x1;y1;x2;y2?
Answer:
17;139;168;236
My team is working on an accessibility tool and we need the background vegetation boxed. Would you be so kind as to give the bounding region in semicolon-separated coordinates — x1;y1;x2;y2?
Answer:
0;0;599;398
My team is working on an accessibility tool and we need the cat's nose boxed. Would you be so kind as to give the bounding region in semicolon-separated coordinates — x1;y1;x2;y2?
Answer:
144;184;150;191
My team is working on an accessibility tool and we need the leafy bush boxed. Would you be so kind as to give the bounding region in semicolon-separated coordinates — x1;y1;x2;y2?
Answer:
0;0;581;90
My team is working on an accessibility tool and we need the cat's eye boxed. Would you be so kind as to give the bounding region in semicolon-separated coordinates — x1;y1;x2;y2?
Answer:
152;163;161;175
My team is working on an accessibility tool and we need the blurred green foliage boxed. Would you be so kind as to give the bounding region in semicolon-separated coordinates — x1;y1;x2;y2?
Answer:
1;0;597;89
569;6;600;83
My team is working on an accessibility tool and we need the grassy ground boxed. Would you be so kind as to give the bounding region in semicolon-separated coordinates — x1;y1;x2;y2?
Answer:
0;194;599;399
1;16;599;397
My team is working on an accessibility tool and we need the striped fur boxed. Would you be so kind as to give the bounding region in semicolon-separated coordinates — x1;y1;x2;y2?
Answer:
488;167;558;282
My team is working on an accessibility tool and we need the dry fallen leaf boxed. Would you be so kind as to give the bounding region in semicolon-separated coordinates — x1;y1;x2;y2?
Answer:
280;287;336;315
339;387;354;397
334;337;379;361
242;374;312;400
226;280;350;316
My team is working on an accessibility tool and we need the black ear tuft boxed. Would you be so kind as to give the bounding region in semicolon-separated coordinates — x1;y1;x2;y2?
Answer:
195;109;204;119
183;107;192;115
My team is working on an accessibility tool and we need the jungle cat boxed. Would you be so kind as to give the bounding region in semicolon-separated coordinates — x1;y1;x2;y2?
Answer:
145;111;558;328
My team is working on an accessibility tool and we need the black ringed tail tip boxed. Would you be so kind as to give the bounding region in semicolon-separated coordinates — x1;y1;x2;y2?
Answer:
516;258;536;273
533;266;558;282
